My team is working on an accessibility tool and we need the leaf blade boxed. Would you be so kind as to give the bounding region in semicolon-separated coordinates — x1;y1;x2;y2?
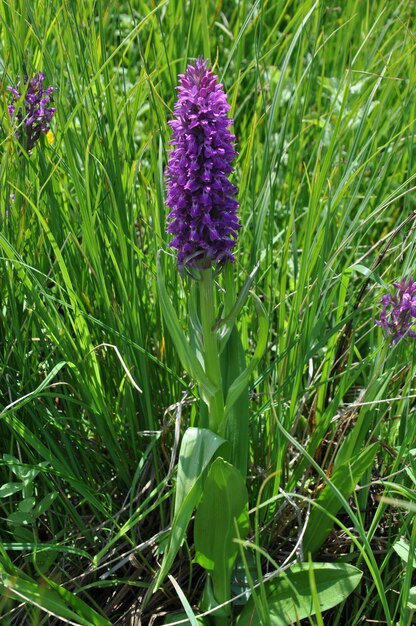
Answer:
237;562;363;626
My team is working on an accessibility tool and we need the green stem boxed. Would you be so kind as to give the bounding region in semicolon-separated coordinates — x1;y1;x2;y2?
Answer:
199;268;224;434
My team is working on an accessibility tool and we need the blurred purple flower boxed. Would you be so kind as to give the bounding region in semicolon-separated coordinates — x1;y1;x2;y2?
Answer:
376;278;416;344
165;58;239;270
6;193;15;218
7;72;56;152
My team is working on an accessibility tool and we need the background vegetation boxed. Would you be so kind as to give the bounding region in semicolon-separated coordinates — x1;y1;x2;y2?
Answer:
1;0;415;624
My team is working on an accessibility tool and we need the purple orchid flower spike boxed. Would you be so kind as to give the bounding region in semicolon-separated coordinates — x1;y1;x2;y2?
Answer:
7;72;56;152
376;277;416;344
165;58;240;271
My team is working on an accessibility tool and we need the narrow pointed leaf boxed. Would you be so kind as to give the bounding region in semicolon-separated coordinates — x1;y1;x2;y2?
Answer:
216;263;260;353
0;571;111;626
156;251;217;402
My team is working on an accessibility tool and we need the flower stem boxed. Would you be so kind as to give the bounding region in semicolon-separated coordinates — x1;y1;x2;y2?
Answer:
199;268;224;434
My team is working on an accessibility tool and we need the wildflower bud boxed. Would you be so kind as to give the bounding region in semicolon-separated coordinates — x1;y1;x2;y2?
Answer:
165;59;240;270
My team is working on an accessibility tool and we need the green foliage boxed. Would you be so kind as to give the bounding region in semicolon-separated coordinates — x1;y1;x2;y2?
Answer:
0;549;111;626
155;428;226;589
156;252;218;403
236;562;363;626
221;326;250;476
194;458;249;613
1;0;415;623
0;455;57;542
303;443;379;556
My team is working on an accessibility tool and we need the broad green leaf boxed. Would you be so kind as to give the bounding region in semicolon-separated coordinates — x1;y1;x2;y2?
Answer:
237;562;363;626
194;458;249;607
33;492;58;517
155;428;225;588
174;428;225;514
8;511;33;525
408;586;416;609
231;553;258;606
393;538;416;568
303;443;378;556
12;527;33;542
0;571;111;626
18;497;36;513
0;483;24;498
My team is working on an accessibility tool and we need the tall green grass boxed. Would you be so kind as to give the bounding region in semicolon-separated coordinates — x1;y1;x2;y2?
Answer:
1;0;415;623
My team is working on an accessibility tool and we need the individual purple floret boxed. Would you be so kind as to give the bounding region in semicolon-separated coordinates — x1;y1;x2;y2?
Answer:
376;278;416;344
7;72;56;152
165;58;240;270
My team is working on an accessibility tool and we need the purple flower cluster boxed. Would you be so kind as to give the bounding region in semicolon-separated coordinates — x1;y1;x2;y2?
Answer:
165;58;239;270
376;278;416;344
7;72;56;152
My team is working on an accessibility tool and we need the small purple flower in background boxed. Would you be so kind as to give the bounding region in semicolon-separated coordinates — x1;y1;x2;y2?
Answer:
5;193;15;219
7;72;56;152
165;58;240;270
376;278;416;344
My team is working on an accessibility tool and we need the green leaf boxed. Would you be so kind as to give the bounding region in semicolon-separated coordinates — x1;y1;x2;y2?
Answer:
0;571;111;626
3;455;40;483
166;575;206;626
221;326;249;476
33;492;58;518
303;443;378;556
231;553;258;606
408;586;416;610
237;562;363;626
2;414;114;520
49;577;113;626
155;428;225;589
216;263;260;353
12;527;34;542
18;497;36;513
8;511;33;525
1;363;67;419
351;264;387;288
194;458;249;607
223;292;268;421
156;251;217;403
393;538;416;568
0;483;24;498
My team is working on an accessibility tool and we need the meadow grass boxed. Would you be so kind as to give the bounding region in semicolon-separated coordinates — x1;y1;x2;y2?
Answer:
1;0;416;624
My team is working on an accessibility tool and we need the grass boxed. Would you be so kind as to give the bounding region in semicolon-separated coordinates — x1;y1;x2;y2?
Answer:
1;0;416;624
